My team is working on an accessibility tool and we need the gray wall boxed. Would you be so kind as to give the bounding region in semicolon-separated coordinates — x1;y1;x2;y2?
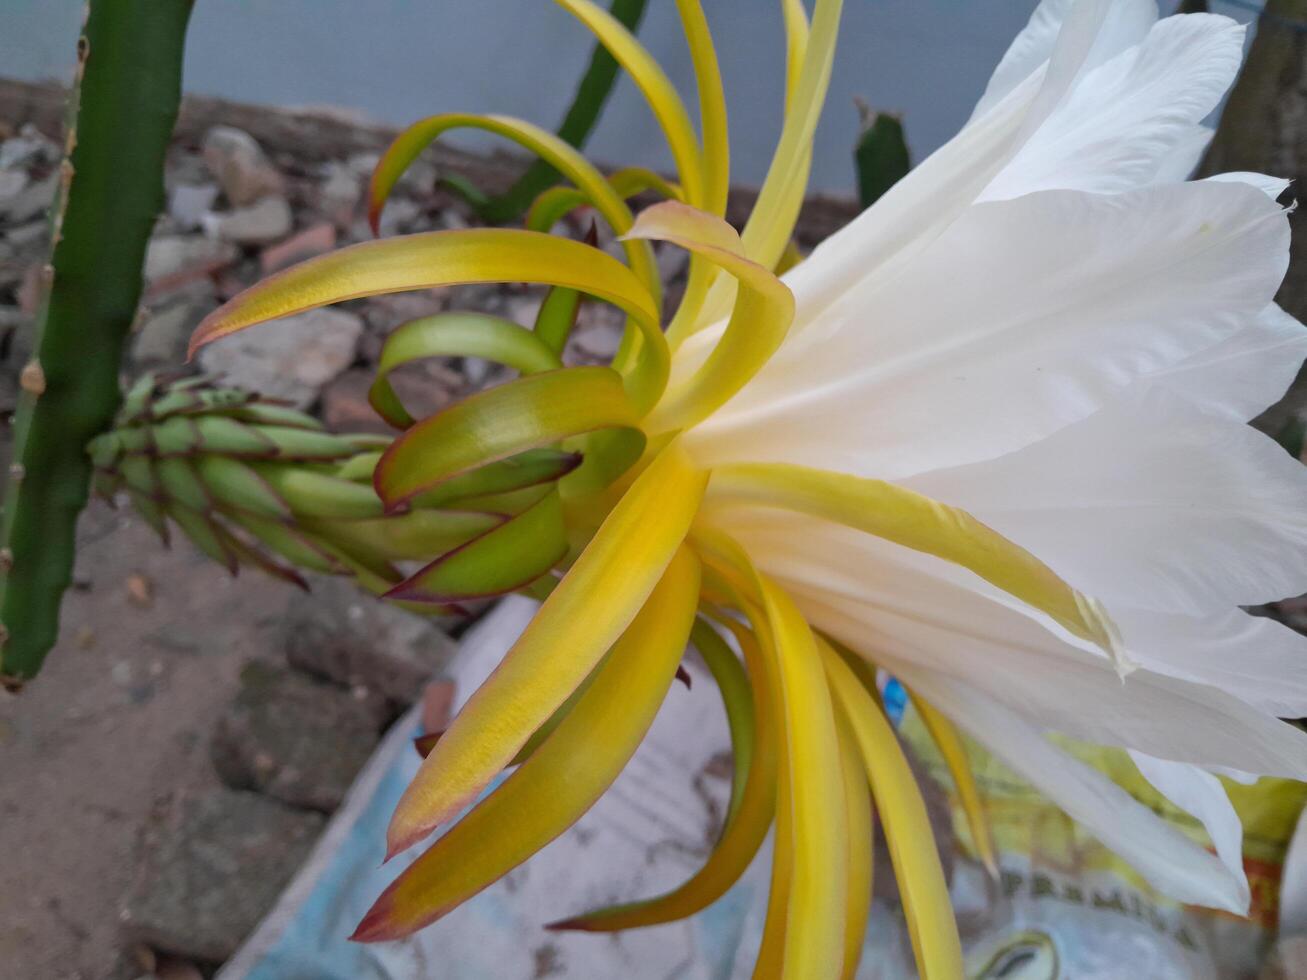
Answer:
0;2;1257;194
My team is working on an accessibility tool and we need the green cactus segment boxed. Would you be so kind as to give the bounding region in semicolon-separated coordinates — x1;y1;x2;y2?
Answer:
458;0;650;223
0;1;196;686
853;107;910;210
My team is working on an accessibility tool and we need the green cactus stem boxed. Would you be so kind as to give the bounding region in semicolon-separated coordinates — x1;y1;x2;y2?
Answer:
853;100;910;210
0;1;195;687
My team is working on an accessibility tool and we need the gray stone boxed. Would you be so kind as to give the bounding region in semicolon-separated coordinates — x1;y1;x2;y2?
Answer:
4;220;46;249
0;168;29;202
201;126;285;207
204;195;292;245
195;306;363;409
132;284;217;367
319;163;361;226
0;171;57;224
143;235;238;286
0;129;59;170
167;183;219;231
210;661;387;812
120;788;324;964
285;575;459;705
376;196;421;237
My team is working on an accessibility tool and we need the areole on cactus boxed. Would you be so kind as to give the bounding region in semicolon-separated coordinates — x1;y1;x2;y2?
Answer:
161;0;1307;976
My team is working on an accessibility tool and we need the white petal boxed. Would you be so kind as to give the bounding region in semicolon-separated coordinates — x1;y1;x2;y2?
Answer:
981;14;1244;200
1207;170;1294;199
907;389;1307;614
688;181;1288;482
908;677;1250;913
793;582;1307;779
1129;303;1307;420
971;0;1158;121
712;505;1307;778
783;0;1115;325
1128;752;1250;913
1146;125;1213;185
1109;605;1307;717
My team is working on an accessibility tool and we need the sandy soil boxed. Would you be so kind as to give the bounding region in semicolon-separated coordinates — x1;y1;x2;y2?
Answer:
0;501;293;980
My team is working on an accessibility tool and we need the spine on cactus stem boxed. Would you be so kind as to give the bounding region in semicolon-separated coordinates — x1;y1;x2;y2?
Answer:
0;0;195;689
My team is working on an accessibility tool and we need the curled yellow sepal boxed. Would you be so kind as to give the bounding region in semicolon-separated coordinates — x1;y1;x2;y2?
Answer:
384;439;707;857
188;228;668;414
624;201;795;433
353;546;701;941
367;111;660;301
820;643;963;980
548;616;779;932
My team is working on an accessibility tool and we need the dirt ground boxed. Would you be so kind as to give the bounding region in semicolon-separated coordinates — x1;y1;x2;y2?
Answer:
0;501;292;980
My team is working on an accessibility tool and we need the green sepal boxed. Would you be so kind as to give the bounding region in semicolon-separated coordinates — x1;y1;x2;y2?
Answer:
235;512;347;575
155;457;211;512
369;312;562;429
165;502;237;573
691;618;755;824
255;465;386;519
127;489;170;545
386;488;568;603
533;286;583;356
187;416;278;456
148;416;203;455
194;456;292;519
375;366;639;510
229;403;325;431
304;509;499;563
412;448;582;509
118;455;160;498
336;451;384;483
256;426;361;461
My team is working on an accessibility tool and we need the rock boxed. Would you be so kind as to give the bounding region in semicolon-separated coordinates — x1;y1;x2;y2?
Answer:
210;661;387;812
320;362;461;433
132;283;217;367
120;788;324;964
460;355;492;386
260;221;336;274
569;321;623;364
361;289;449;333
4;220;46;249
318;367;391;434
195;306;362;409
345;151;382;179
0;168;29;203
0;171;57;224
376;196;422;237
166;183;219;232
654;241;690;283
201;126;285;207
284;575;459;705
319;164;361;227
204;195;292;245
0;129;58;171
143;235;238;291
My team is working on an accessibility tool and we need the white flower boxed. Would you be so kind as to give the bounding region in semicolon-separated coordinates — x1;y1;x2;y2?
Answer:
195;0;1307;967
687;0;1307;913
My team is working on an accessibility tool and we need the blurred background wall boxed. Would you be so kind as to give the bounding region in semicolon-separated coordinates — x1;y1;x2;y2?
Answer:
0;1;1268;196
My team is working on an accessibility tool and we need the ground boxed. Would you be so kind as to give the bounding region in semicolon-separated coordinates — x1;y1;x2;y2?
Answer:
0;503;290;979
